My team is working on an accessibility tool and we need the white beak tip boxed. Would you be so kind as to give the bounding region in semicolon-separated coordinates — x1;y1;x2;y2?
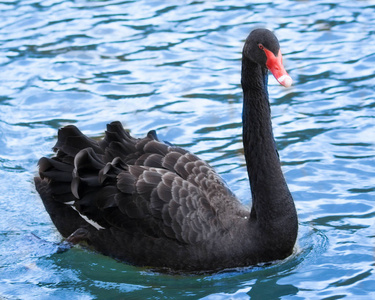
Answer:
278;75;293;88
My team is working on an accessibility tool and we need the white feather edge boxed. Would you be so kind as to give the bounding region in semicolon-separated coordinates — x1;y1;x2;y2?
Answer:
68;204;105;230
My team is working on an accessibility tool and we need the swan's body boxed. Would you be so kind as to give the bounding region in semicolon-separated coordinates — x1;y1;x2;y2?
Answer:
34;29;298;272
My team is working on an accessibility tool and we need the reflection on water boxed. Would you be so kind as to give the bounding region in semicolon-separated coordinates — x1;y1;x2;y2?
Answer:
1;0;374;299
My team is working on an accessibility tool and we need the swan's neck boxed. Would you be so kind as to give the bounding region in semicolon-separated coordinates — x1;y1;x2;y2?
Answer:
241;57;296;230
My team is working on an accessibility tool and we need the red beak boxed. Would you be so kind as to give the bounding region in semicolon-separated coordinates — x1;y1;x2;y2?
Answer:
263;48;292;87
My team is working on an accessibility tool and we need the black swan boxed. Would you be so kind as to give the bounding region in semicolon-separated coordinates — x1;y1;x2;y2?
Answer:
34;28;298;272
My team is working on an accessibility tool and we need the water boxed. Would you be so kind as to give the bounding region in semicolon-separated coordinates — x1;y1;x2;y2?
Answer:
0;0;374;299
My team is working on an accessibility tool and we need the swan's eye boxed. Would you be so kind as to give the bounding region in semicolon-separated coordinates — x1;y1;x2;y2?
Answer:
258;44;264;50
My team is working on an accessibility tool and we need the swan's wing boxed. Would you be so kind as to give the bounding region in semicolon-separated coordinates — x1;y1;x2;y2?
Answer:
37;121;236;243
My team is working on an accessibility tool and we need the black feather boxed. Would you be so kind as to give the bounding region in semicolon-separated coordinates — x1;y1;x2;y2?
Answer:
144;140;169;156
117;172;136;194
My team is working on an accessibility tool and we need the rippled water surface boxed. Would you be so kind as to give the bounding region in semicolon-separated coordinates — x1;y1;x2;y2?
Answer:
1;0;375;299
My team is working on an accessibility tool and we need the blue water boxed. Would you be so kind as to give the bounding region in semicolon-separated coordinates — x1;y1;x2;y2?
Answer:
1;0;374;299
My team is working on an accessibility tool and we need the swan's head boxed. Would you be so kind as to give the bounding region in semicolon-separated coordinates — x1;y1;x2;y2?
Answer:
243;28;292;87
